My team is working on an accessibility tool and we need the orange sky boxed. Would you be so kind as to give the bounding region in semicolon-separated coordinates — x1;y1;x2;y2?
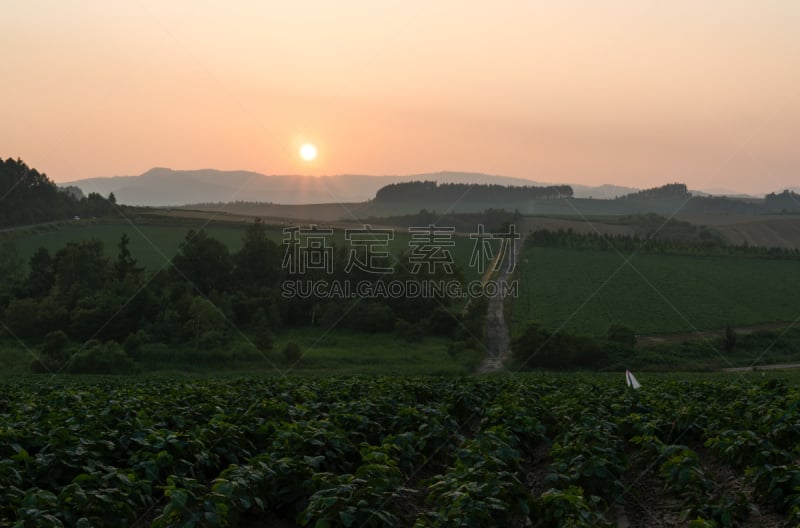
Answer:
2;1;798;194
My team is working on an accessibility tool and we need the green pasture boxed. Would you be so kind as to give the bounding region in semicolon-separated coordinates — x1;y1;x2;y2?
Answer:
513;246;800;337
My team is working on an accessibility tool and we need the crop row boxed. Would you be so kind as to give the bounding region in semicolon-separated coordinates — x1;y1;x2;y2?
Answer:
1;376;798;527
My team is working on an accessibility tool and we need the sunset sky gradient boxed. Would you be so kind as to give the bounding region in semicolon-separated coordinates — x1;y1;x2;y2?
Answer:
2;1;798;194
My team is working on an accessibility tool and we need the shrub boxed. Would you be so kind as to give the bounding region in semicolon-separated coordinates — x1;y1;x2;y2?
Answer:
123;330;147;359
31;330;71;373
66;340;139;374
513;322;606;370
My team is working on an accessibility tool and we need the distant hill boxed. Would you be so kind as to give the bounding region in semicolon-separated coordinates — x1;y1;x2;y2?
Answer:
570;183;638;199
63;168;639;206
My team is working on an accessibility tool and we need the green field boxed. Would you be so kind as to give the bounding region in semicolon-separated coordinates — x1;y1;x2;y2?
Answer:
11;222;251;270
8;219;484;277
513;246;800;337
1;374;799;526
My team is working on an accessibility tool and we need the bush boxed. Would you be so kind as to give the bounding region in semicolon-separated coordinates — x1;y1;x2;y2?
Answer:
66;340;139;374
512;322;606;370
123;330;147;359
229;342;264;362
31;330;71;373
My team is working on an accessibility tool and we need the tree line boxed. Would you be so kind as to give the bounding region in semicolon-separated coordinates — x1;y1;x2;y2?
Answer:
617;183;689;200
373;181;574;203
0;157;117;227
765;190;800;213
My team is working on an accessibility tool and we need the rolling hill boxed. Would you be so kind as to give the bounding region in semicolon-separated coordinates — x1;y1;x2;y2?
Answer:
62;168;638;206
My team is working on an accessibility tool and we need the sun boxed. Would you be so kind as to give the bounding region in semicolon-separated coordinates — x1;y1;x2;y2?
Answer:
300;143;318;161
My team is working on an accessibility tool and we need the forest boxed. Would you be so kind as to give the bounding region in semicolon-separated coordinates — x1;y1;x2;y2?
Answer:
373;181;574;203
0;158;117;227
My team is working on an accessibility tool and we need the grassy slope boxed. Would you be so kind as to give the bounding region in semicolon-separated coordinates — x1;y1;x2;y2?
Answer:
512;246;800;337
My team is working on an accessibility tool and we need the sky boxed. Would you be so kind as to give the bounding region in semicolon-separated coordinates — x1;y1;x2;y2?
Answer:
2;1;798;194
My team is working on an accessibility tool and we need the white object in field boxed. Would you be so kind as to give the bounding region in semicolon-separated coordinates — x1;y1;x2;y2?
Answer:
625;370;641;389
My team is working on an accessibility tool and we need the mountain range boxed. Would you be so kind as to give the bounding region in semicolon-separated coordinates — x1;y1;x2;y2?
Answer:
62;168;640;206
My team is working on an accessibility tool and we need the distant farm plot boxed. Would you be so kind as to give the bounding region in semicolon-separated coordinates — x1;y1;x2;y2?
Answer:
677;213;800;249
513;246;800;337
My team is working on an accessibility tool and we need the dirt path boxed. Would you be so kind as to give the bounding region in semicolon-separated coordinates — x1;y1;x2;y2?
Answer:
636;321;794;346
477;236;523;374
722;362;800;372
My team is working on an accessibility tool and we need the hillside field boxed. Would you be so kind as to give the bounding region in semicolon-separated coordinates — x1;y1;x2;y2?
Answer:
512;246;800;337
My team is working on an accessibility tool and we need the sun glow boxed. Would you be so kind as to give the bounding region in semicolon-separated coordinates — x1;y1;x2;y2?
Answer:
300;143;318;161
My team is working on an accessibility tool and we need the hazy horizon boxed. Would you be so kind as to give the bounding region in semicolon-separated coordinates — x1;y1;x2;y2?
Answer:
61;166;793;198
3;1;798;195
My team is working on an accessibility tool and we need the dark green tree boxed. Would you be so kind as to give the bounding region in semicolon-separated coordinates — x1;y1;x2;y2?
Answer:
171;230;232;296
232;218;282;291
0;241;22;307
25;247;55;297
3;298;40;338
53;239;109;306
113;233;143;282
185;296;227;349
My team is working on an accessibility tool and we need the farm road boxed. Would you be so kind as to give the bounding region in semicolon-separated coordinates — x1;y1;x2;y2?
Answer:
477;235;523;373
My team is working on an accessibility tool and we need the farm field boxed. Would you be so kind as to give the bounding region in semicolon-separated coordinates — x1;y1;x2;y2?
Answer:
0;375;798;527
676;214;800;250
10;223;251;271
513;246;800;337
8;219;485;277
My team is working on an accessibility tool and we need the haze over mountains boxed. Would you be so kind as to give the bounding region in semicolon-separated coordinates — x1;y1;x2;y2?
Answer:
63;168;641;207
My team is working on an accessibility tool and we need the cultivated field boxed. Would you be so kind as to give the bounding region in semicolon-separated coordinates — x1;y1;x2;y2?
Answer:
512;246;800;337
676;214;800;250
1;375;798;527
